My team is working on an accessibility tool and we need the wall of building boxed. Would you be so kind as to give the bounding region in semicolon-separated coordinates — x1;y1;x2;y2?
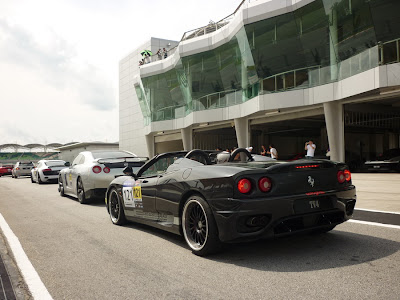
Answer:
119;38;179;156
120;0;400;158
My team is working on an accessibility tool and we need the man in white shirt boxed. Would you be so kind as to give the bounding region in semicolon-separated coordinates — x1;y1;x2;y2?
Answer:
305;140;316;158
267;144;278;159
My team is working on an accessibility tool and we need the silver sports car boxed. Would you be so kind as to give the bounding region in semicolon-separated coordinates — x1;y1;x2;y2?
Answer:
58;150;148;204
31;159;67;184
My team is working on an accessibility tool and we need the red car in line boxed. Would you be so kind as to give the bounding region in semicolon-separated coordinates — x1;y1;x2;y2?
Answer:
0;164;14;176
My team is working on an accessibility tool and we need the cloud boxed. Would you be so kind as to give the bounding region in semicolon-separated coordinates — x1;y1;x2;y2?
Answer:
0;18;116;111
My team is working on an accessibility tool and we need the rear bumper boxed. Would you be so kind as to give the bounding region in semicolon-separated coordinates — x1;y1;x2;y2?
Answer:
15;170;32;176
209;186;356;243
365;162;399;172
88;173;123;190
40;174;59;182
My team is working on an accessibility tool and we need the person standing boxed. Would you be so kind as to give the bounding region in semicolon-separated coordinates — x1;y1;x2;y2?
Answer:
305;140;316;158
157;49;162;60
267;144;278;159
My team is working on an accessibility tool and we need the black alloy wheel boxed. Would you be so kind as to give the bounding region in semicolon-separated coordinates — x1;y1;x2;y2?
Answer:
109;188;126;225
77;177;88;204
58;175;65;197
182;195;221;256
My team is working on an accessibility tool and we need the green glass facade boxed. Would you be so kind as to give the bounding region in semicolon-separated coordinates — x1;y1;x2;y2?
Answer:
138;0;400;125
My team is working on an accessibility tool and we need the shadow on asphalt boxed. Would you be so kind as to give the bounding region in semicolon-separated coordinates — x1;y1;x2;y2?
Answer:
116;222;400;272
59;194;106;207
208;229;400;271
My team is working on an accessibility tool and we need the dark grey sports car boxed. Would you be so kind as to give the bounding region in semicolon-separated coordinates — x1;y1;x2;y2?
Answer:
364;148;400;172
105;148;356;256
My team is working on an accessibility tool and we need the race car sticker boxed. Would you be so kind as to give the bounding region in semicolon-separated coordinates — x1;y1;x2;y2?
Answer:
122;180;143;208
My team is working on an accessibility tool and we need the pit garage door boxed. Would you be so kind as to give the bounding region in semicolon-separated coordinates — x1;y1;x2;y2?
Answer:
154;132;183;154
249;107;327;160
193;125;237;151
344;100;400;162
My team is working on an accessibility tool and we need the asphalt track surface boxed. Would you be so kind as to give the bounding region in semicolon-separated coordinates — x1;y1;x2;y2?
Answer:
0;175;399;300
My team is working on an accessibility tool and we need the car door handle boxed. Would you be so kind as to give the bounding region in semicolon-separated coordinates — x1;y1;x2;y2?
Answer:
142;180;148;183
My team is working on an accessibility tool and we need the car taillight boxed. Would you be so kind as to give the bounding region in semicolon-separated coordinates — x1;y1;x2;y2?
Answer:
258;177;272;192
43;169;52;172
238;178;252;194
337;171;345;183
16;167;20;170
92;166;102;173
103;167;110;173
344;169;351;181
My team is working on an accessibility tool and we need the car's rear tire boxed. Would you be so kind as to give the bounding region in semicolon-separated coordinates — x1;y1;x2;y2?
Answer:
77;177;89;204
182;195;222;256
30;175;34;183
109;188;126;225
58;175;65;197
37;173;43;184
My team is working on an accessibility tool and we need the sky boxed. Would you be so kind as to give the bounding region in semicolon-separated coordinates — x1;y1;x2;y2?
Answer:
0;0;242;146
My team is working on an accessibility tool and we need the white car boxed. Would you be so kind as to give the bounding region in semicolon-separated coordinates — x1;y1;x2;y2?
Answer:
58;150;148;204
12;161;34;178
31;160;67;184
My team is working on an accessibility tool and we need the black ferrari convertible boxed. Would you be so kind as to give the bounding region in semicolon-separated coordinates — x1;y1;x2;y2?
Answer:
105;148;356;256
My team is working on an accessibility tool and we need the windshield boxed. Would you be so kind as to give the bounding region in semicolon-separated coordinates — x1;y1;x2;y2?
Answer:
20;162;33;166
92;151;135;159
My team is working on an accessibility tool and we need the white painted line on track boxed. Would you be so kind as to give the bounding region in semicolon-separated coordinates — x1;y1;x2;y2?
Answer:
348;219;400;229
355;208;400;215
0;213;53;300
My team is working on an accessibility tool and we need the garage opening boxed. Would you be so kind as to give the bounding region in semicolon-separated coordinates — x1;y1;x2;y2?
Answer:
344;100;400;164
250;108;327;160
155;132;183;154
193;125;237;151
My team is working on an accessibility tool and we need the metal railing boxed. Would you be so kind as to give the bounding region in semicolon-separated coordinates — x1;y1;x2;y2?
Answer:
139;47;177;66
379;38;400;65
143;37;400;123
181;0;246;41
139;0;247;66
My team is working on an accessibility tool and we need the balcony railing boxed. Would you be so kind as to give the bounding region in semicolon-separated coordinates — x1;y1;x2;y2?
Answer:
181;0;246;41
144;38;400;124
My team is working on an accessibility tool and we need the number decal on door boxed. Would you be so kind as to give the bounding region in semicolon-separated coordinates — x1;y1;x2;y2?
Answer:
123;180;143;208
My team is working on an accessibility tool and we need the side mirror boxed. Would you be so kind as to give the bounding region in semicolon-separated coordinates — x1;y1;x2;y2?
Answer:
65;162;71;167
123;166;137;179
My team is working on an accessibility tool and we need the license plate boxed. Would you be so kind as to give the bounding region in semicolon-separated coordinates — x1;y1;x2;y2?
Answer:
294;197;333;213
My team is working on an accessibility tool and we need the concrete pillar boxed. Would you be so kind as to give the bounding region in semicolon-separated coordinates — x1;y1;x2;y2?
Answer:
324;101;344;162
320;127;328;152
329;5;338;81
145;134;155;158
181;127;193;151
234;117;249;149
